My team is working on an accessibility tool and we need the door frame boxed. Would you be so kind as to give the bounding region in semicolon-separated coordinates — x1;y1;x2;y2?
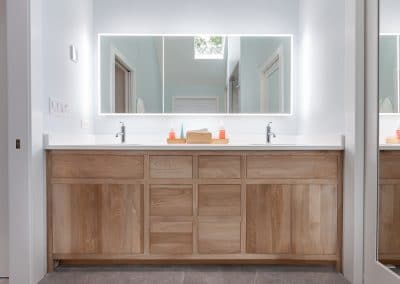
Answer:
260;46;284;113
364;0;400;282
110;47;136;113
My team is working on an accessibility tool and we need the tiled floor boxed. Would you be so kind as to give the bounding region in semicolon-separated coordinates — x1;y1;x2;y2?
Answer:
39;265;350;284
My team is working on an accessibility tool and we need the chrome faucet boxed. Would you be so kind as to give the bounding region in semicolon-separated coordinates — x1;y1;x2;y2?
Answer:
266;122;276;144
116;122;126;144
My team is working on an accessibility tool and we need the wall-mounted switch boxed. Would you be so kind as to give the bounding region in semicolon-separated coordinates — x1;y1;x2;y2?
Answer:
69;45;78;63
49;97;69;115
16;139;21;149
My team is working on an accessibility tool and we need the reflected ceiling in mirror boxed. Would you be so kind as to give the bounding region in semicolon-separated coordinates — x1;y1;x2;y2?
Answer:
99;34;292;115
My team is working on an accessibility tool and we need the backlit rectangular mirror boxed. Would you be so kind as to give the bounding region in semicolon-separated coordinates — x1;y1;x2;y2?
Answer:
99;35;292;115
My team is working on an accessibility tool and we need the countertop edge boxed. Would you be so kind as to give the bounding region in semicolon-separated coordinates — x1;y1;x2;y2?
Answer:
44;145;345;151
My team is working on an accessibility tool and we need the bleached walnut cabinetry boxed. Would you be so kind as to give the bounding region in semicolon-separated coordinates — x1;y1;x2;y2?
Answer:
46;150;343;271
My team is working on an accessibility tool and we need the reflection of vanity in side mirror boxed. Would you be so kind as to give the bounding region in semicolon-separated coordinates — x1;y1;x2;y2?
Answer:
379;151;400;266
99;35;292;114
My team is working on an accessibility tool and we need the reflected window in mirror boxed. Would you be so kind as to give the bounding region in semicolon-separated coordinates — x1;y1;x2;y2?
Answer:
99;35;292;115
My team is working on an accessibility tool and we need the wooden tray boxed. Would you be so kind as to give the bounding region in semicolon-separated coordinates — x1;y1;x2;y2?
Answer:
211;139;229;144
385;136;400;144
166;138;187;144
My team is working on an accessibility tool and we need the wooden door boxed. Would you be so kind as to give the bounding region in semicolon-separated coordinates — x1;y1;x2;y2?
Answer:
246;184;291;254
292;184;337;255
198;185;241;254
52;184;99;254
100;184;143;254
149;185;194;254
52;183;144;255
379;184;400;261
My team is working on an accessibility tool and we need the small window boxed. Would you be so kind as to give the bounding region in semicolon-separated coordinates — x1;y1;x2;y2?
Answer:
194;36;225;59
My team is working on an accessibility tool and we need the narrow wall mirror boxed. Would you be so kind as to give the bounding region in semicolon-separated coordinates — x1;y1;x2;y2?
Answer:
99;35;292;115
378;0;400;276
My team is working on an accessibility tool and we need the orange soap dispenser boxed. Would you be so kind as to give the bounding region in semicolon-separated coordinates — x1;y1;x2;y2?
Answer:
218;121;226;140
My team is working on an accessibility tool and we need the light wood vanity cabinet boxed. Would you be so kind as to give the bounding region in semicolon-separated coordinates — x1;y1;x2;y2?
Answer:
47;150;343;271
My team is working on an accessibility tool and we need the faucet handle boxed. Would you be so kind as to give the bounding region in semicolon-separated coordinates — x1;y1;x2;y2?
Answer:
120;122;125;126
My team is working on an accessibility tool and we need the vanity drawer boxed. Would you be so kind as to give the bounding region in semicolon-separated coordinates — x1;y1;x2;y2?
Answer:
198;185;241;216
150;185;193;216
246;154;338;179
51;152;144;179
198;156;241;179
149;156;193;179
150;220;193;254
198;220;241;254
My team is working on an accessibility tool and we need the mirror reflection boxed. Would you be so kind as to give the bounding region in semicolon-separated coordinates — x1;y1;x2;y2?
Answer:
379;0;400;276
100;35;292;114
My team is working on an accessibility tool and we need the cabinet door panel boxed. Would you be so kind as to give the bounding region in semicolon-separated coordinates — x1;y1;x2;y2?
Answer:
100;184;144;254
379;184;400;258
292;184;337;255
150;185;193;216
246;184;291;254
198;185;241;216
52;184;99;254
198;221;241;254
150;221;193;254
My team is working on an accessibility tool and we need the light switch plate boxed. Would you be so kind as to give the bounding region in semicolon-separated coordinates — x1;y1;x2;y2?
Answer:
49;97;69;115
69;45;78;63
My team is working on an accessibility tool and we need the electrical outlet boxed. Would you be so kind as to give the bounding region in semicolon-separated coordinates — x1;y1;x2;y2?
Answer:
81;119;89;129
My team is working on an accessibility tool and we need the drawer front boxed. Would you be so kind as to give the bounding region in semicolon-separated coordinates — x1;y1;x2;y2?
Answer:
150;156;193;179
198;185;241;216
150;185;193;216
52;153;144;179
150;221;193;254
198;156;241;179
247;155;338;179
198;221;241;254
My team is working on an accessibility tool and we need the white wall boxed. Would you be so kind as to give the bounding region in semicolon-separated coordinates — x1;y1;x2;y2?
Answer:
298;0;346;135
93;0;301;136
31;0;47;281
380;0;400;34
342;0;365;283
42;0;94;134
0;0;9;277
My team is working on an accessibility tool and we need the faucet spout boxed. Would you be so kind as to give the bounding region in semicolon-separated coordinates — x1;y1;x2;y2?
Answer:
266;122;276;144
116;122;126;144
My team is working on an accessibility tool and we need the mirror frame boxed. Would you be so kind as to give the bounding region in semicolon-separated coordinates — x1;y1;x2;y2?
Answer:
97;33;294;117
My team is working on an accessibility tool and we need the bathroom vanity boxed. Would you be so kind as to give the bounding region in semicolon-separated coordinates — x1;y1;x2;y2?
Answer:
46;146;343;272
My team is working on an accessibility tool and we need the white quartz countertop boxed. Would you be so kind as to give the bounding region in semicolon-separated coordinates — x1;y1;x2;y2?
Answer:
380;144;400;150
44;134;345;151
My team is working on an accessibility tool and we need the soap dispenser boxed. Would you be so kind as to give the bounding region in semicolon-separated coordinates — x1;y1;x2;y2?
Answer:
218;121;226;140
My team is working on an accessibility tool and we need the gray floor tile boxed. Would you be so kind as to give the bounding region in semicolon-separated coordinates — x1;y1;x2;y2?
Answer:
39;265;349;284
